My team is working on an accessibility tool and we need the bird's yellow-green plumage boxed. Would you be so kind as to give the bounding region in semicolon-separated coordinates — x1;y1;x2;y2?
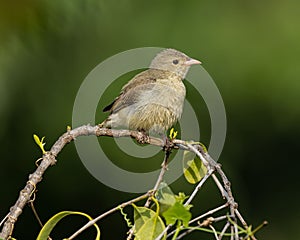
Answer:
100;48;201;134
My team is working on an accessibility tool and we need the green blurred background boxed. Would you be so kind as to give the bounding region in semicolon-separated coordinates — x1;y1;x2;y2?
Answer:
0;0;299;239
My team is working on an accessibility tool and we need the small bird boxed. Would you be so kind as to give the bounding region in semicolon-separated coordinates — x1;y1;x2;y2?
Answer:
100;48;201;135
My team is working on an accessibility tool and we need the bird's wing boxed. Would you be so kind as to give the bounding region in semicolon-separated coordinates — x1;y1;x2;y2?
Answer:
103;69;170;113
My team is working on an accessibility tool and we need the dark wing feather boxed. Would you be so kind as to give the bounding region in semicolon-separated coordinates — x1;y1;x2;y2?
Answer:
103;99;117;112
102;69;170;113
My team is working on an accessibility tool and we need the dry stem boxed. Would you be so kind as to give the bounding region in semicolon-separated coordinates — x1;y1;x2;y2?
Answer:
0;125;255;240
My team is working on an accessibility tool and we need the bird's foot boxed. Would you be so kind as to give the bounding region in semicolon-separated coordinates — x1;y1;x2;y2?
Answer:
162;135;172;152
136;130;150;144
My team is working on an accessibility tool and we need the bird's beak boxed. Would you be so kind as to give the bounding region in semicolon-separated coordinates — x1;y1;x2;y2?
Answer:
184;58;202;66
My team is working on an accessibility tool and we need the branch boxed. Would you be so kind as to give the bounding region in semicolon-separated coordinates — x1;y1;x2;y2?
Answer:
67;192;150;240
0;125;257;240
144;148;172;208
0;125;165;239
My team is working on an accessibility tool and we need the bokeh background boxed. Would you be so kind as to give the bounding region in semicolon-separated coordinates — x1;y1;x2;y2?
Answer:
0;0;299;239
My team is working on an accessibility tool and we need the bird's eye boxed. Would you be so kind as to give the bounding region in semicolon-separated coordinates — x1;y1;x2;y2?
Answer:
172;59;179;65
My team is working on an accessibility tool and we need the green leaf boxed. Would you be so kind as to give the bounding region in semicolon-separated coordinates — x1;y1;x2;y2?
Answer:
162;202;192;228
169;128;178;140
133;205;150;229
33;134;46;154
182;150;207;184
156;182;176;213
36;211;100;240
198;142;208;153
133;205;166;240
174;192;189;205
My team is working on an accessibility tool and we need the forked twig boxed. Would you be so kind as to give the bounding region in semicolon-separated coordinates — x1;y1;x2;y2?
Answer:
0;125;258;240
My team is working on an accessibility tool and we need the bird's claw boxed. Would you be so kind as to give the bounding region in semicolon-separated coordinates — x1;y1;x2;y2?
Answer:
137;130;149;144
162;136;172;152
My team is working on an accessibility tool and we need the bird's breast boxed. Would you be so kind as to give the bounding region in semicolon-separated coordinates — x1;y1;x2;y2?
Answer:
110;78;187;133
137;78;186;119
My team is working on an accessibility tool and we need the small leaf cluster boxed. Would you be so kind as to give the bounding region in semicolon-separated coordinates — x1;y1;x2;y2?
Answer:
130;184;192;240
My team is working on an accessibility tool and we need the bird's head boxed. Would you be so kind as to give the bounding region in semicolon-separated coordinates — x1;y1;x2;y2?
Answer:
150;48;201;79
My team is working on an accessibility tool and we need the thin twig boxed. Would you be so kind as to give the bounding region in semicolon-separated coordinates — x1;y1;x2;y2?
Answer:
28;199;43;228
145;149;171;208
168;209;230;239
185;143;209;167
173;141;253;240
155;224;173;240
219;221;230;240
176;228;192;239
126;148;172;240
243;221;268;240
175;215;229;240
68;192;150;240
213;166;239;240
0;213;9;229
231;225;234;240
235;209;249;231
209;224;219;240
211;174;238;240
29;200;52;240
189;203;229;225
184;168;214;206
211;174;229;199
